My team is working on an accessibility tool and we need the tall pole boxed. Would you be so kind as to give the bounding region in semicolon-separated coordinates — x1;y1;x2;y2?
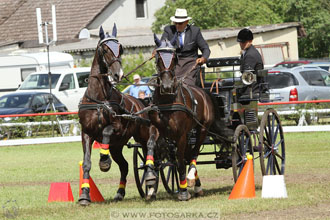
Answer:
36;6;63;137
44;22;55;136
44;22;52;96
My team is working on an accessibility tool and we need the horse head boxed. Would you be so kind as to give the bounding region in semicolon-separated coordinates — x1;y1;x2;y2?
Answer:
97;24;124;83
154;33;178;94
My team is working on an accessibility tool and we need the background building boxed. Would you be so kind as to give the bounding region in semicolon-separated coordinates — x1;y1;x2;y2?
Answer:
0;0;303;68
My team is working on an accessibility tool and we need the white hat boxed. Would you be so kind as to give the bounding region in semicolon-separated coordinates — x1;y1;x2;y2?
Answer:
170;8;192;23
133;74;140;80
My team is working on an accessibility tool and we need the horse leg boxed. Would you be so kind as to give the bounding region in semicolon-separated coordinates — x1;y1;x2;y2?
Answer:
109;145;128;202
187;127;208;196
99;125;114;172
145;125;159;199
177;136;191;201
187;159;203;196
78;132;93;206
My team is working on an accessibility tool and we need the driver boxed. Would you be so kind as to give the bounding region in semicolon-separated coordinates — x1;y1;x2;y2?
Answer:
161;8;210;86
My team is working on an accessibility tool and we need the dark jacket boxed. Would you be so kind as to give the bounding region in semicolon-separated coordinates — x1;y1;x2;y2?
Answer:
161;24;210;59
240;45;264;73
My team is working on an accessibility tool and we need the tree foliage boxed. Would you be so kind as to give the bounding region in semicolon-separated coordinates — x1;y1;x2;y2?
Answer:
285;0;330;58
152;0;330;58
119;52;155;90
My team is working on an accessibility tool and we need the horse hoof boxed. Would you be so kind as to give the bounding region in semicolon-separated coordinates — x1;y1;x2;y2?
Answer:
78;199;91;206
146;187;156;201
187;178;195;188
78;189;91;206
99;156;112;172
114;192;124;202
78;193;91;206
178;190;191;201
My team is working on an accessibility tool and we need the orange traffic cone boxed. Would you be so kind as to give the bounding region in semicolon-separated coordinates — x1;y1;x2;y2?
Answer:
79;161;104;202
48;182;74;202
228;154;255;199
93;141;101;149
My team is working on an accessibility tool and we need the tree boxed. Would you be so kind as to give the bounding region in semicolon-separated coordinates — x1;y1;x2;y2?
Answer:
285;0;330;58
152;0;285;33
152;0;329;58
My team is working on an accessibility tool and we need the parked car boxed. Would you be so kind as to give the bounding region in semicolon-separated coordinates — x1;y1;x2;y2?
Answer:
0;91;68;115
268;66;330;103
267;66;330;124
303;61;330;71
16;67;90;111
273;60;311;69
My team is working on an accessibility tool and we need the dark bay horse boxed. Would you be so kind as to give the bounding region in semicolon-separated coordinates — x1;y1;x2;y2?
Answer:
145;34;215;200
78;25;149;206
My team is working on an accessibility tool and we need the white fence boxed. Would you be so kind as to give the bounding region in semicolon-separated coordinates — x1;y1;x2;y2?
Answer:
1;125;330;146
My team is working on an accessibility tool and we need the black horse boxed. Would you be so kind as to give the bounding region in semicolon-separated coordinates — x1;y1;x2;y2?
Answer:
144;34;215;201
78;25;149;205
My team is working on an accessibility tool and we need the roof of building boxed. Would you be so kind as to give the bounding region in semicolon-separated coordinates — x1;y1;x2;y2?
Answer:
50;22;303;53
0;0;112;46
0;0;303;54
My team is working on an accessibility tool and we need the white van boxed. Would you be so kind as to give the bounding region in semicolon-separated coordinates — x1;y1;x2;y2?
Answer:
0;52;74;96
16;67;90;111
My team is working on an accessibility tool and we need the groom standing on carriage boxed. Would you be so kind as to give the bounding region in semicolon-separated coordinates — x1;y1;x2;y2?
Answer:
161;8;210;86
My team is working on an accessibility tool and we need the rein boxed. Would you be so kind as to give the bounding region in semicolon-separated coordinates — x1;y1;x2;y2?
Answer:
121;55;155;81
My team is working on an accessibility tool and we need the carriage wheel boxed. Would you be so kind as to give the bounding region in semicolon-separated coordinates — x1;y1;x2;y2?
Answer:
259;108;285;175
232;124;253;182
159;161;179;194
133;146;159;198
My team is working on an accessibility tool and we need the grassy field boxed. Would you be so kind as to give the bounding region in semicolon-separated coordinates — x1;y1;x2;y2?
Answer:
1;132;330;219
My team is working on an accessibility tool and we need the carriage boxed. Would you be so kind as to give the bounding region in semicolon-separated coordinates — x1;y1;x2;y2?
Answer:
78;27;285;204
128;56;286;198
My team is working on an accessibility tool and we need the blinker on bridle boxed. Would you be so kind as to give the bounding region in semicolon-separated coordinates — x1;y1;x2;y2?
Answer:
156;47;177;95
98;37;122;76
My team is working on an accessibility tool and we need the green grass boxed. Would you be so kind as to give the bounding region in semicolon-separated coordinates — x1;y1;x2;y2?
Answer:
1;132;330;219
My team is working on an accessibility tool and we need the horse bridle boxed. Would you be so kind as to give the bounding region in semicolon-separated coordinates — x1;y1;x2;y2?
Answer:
98;38;122;76
155;48;177;95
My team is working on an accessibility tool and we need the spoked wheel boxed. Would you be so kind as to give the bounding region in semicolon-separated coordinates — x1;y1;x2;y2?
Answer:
259;108;285;175
159;161;180;194
133;146;159;198
232;124;253;182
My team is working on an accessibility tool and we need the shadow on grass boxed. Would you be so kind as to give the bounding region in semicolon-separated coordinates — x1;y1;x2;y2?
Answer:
97;184;262;204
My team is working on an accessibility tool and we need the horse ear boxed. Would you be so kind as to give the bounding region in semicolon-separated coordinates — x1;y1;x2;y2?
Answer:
112;23;117;38
170;32;178;47
154;33;161;47
99;26;105;40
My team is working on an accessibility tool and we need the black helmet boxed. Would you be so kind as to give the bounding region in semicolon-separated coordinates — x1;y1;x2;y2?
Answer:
237;28;253;42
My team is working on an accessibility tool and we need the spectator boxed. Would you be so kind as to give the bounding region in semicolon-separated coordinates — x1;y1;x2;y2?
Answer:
129;74;151;98
138;90;146;99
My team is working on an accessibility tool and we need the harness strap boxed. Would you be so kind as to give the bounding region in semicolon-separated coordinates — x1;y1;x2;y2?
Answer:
200;68;204;88
210;78;222;94
182;84;197;114
156;103;196;118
